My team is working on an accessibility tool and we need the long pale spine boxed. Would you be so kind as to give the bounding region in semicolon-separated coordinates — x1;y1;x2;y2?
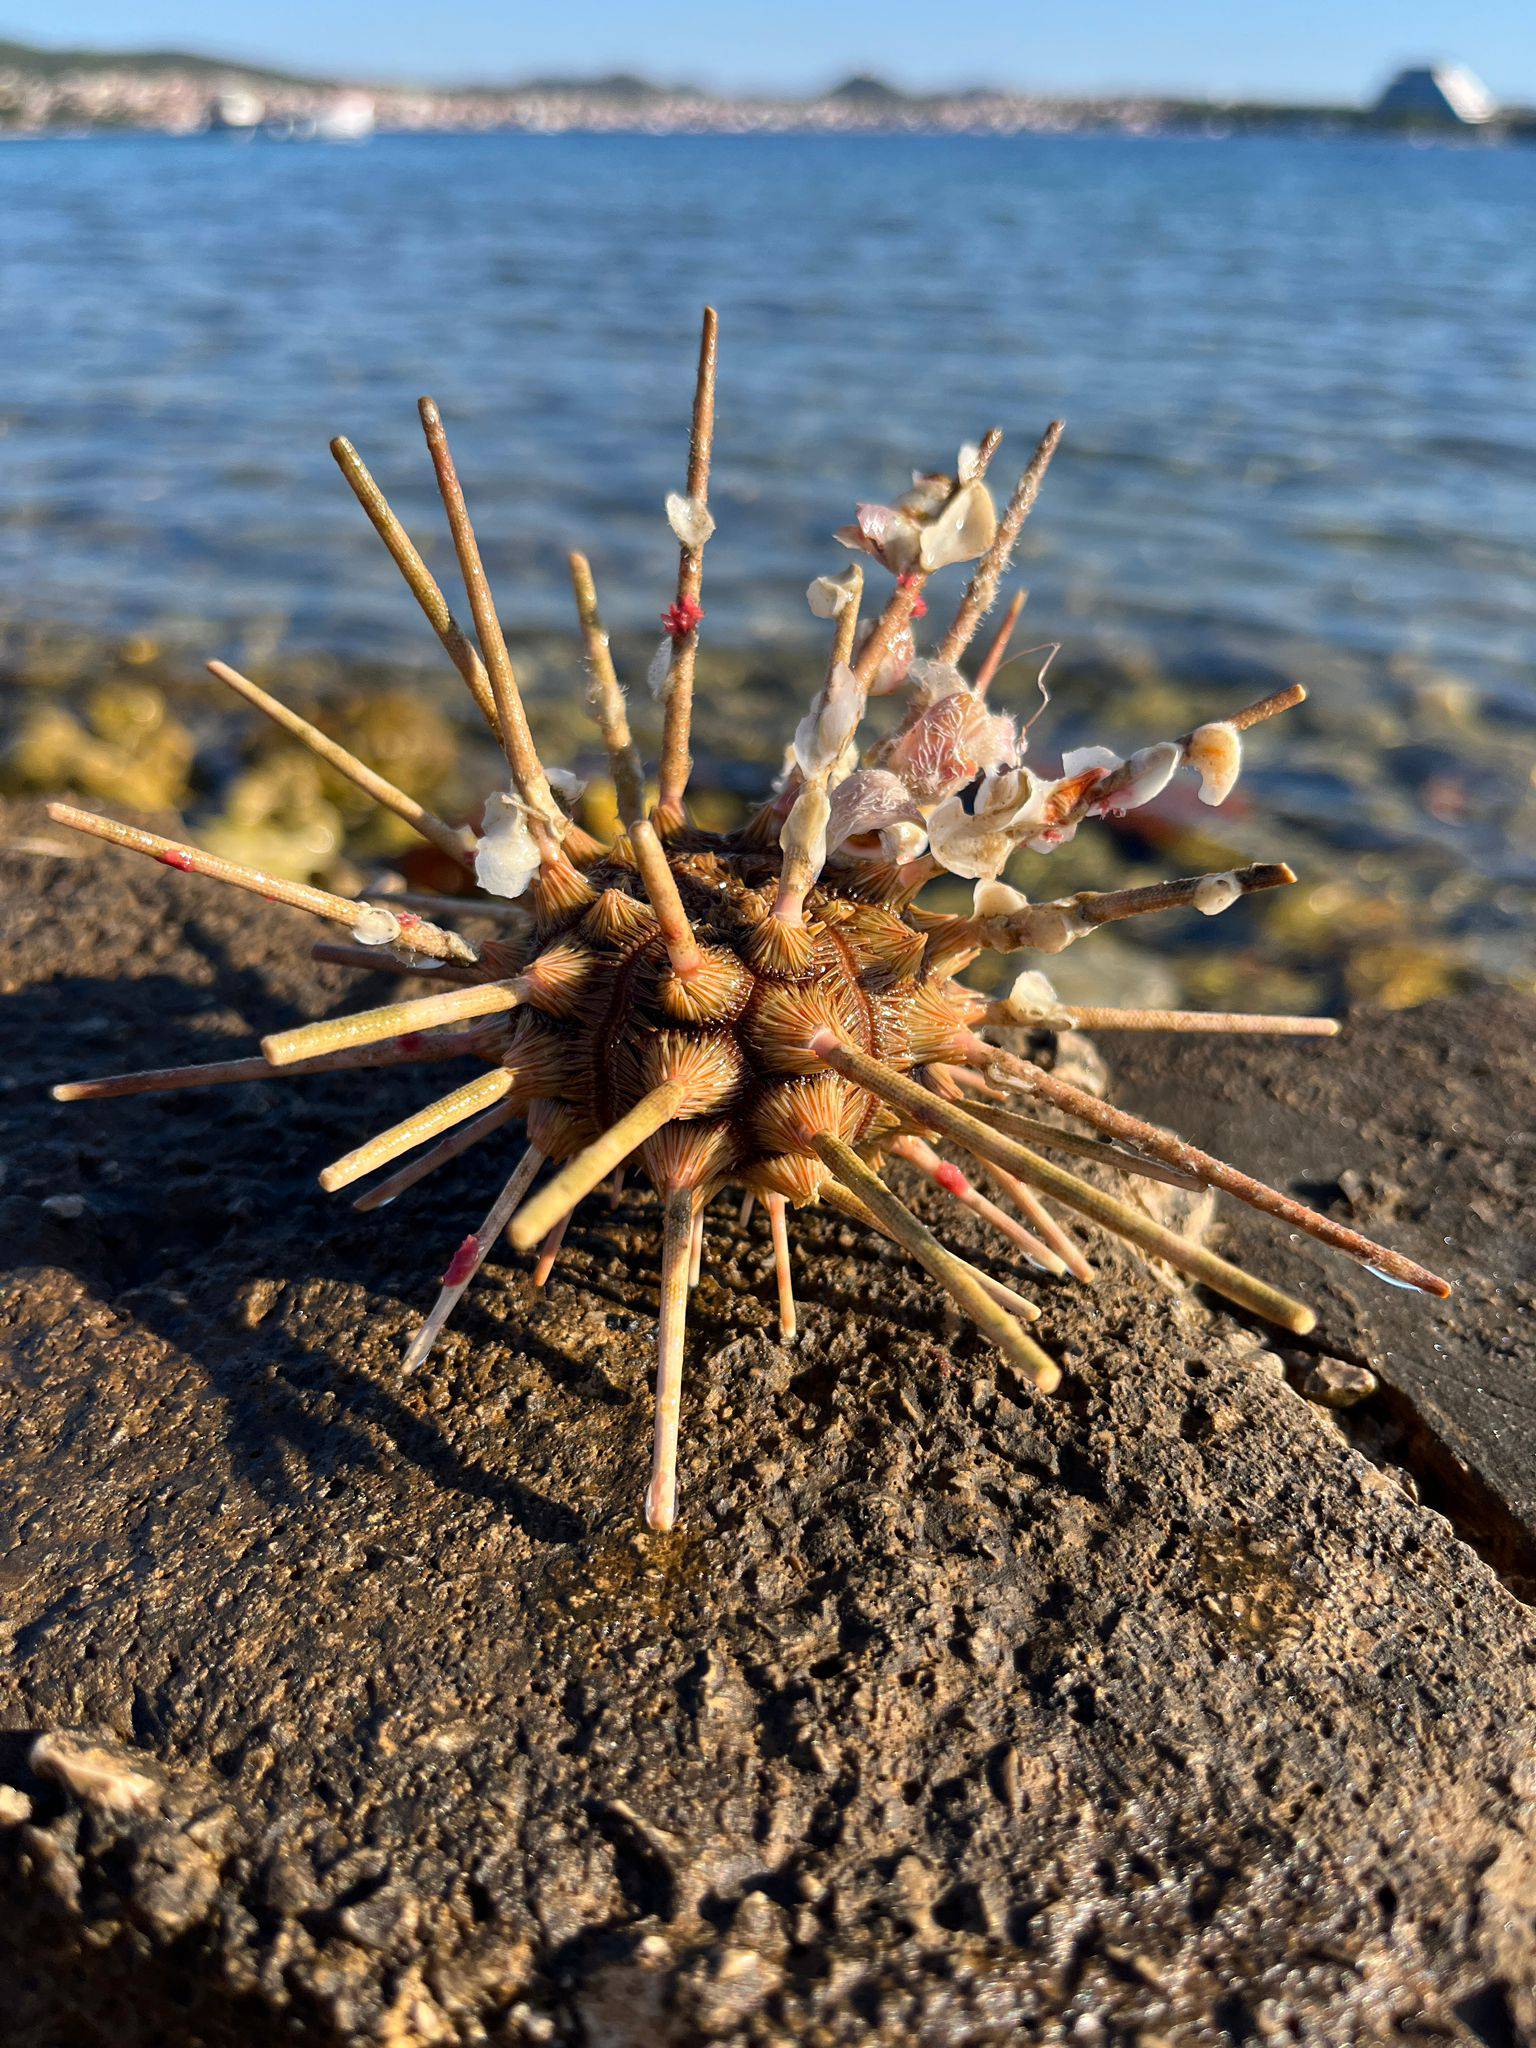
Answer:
508;1079;688;1251
330;433;503;735
45;803;475;963
404;1145;545;1372
319;1069;515;1193
655;307;720;831
418;397;562;837
810;1033;1317;1335
353;1104;523;1212
971;1034;1451;1297
645;1189;697;1530
207;659;476;868
815;1134;1059;1389
569;550;647;827
263;981;522;1067
937;419;1063;665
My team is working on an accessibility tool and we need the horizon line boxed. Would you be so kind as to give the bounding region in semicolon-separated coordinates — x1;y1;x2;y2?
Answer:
0;30;1510;112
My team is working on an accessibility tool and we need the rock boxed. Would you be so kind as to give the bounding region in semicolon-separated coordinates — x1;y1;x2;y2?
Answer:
3;805;1536;2043
1110;988;1536;1590
129;1829;222;1940
1046;1028;1109;1098
31;1731;163;1817
1303;1358;1380;1409
1129;1175;1216;1244
1246;1348;1289;1380
336;1880;419;1953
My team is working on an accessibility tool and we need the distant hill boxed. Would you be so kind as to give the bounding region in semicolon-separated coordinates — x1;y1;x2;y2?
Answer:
827;74;909;105
827;73;1002;111
513;71;680;100
0;36;317;87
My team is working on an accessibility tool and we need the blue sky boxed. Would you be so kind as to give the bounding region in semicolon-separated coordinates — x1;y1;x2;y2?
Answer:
9;2;1532;103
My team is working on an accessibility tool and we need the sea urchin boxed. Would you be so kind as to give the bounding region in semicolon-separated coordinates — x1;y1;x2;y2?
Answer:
47;308;1451;1531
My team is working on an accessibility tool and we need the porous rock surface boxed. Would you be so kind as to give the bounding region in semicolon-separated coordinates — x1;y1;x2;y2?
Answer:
1110;989;1536;1592
2;805;1535;2046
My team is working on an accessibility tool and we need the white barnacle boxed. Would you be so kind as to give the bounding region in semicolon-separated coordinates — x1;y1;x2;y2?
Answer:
1194;871;1243;917
351;903;404;948
806;566;861;618
917;478;997;573
1003;968;1074;1025
968;882;1087;954
1021;906;1080;954
474;791;540;901
1187;721;1243;805
834;501;924;577
1113;741;1181;812
665;491;715;552
879;820;929;862
927;795;1013;882
792;662;864;781
972;879;1030;920
779;781;832;884
1060;744;1122;780
1062;741;1180;816
925;758;1053;881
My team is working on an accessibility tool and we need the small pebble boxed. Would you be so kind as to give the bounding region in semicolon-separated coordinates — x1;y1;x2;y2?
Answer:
41;1193;86;1220
0;1785;33;1825
31;1731;162;1816
1245;1349;1288;1380
1304;1359;1378;1409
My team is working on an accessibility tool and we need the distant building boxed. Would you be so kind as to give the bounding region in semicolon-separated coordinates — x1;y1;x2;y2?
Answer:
1374;65;1496;125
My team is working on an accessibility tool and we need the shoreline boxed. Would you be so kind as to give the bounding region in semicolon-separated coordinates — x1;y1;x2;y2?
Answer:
3;614;1528;1014
7;121;1533;144
2;73;1531;145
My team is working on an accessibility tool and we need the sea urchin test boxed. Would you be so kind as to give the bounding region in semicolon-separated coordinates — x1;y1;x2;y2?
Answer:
48;309;1451;1532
